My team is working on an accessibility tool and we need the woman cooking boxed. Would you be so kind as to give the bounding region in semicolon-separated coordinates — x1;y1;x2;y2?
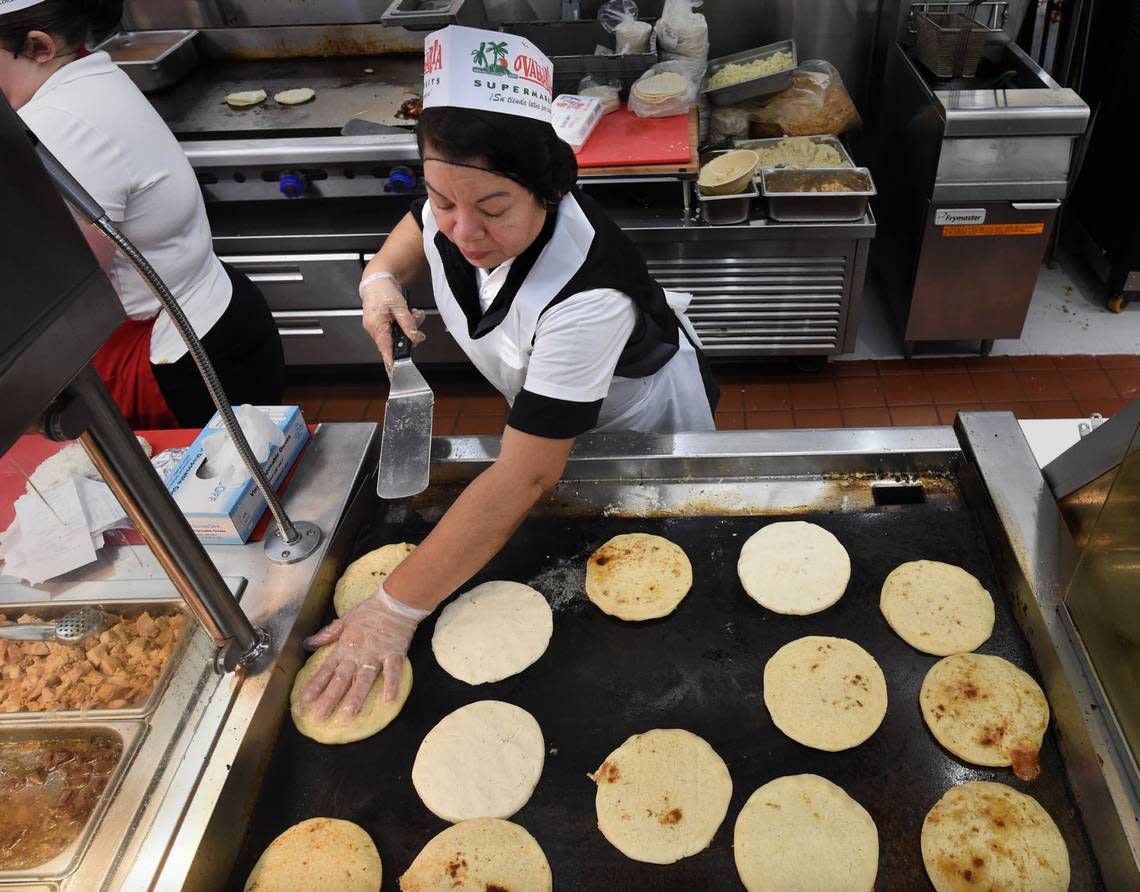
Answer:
300;26;718;718
0;0;284;428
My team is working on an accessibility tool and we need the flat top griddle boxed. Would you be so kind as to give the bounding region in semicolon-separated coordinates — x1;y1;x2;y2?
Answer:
149;56;422;138
228;493;1103;890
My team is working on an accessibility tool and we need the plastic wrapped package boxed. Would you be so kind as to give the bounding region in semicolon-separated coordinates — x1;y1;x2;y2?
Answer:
653;0;709;80
599;0;652;54
578;75;621;114
628;60;698;118
709;105;750;142
551;94;605;150
742;60;861;138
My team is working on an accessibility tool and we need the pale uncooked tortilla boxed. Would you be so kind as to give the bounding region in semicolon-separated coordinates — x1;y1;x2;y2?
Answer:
275;87;316;105
432;581;553;684
591;728;732;865
585;533;692;621
763;636;887;751
226;89;267;108
920;652;1049;780
333;543;416;616
412;700;544;823
880;560;995;655
922;782;1069;892
734;774;878;892
399;818;552;892
290;646;412;745
737;521;851;615
244;817;381;892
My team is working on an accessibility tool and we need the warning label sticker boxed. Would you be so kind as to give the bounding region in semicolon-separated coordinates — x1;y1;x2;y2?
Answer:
943;223;1046;238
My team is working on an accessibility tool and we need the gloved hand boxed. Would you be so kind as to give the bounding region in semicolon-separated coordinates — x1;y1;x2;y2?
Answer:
298;584;431;719
359;272;426;371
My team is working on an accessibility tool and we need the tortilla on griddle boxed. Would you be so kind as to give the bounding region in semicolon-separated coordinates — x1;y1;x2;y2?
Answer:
412;700;544;823
585;533;692;621
275;87;316;105
737;521;850;615
880;560;994;655
431;580;553;684
920;652;1049;780
226;89;267;108
289;647;412;744
763;636;887;751
399;818;551;892
244;817;381;892
333;542;416;616
734;774;878;892
921;782;1068;892
591;728;732;865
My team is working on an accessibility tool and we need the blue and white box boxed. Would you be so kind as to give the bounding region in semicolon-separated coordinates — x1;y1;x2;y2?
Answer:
165;406;308;544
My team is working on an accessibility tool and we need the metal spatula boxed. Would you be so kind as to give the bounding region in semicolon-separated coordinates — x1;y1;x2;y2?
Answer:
377;321;434;499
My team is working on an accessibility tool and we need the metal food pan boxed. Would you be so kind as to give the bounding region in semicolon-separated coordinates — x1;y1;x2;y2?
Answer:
0;600;193;722
95;29;198;94
0;720;142;881
761;166;876;222
702;38;797;107
696;182;757;225
734;135;855;170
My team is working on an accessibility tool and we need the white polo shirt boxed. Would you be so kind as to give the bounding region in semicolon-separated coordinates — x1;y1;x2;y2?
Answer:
19;51;230;364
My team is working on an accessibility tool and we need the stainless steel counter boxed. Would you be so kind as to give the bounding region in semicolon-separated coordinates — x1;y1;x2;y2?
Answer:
0;422;378;892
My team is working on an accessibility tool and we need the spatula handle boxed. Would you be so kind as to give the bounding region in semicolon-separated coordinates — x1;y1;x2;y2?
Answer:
391;321;413;361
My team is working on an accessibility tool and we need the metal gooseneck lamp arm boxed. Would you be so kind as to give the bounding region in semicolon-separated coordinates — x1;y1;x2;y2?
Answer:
26;127;322;566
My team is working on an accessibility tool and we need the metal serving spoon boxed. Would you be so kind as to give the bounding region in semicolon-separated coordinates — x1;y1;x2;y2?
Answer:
0;607;110;645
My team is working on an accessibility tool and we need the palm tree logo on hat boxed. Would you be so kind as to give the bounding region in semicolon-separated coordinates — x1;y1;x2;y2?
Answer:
471;41;515;77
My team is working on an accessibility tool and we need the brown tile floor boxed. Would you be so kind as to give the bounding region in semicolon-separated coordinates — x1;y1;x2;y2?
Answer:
285;354;1140;434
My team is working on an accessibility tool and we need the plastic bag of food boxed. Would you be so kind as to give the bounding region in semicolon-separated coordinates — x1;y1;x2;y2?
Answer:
578;75;621;114
628;61;698;118
598;0;652;54
652;0;709;80
743;60;861;137
709;105;750;142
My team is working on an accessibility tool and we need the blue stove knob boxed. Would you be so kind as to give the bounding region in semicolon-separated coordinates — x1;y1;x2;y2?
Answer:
279;172;305;199
387;166;415;193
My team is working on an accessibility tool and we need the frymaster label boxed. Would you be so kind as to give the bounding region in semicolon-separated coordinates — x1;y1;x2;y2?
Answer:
935;208;986;226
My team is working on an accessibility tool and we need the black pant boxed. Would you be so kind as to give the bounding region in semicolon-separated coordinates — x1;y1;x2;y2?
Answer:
152;264;285;427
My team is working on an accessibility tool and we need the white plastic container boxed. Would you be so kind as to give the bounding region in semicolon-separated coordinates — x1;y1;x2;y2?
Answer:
551;94;604;151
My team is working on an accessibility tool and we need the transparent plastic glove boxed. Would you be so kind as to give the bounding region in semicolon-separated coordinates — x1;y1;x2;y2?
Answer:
359;272;427;371
299;584;430;719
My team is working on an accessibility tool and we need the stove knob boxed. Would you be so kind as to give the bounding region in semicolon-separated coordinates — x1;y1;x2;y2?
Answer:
387;166;415;194
279;172;305;199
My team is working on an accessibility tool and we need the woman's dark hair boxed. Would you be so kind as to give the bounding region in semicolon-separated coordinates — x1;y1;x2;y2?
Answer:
0;0;123;55
417;106;578;209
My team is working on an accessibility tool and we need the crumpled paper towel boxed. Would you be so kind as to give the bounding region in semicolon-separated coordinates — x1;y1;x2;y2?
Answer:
199;404;284;485
0;476;130;584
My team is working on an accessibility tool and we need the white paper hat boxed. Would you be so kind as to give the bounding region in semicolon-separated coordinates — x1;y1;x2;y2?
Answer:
0;0;48;13
423;25;553;124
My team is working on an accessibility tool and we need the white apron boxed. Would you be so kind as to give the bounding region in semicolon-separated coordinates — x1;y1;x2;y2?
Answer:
423;193;715;434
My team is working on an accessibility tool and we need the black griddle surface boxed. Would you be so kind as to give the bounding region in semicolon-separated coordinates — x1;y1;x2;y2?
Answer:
228;501;1103;891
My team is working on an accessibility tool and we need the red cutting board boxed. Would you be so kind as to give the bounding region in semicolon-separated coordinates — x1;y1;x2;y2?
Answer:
575;106;693;169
